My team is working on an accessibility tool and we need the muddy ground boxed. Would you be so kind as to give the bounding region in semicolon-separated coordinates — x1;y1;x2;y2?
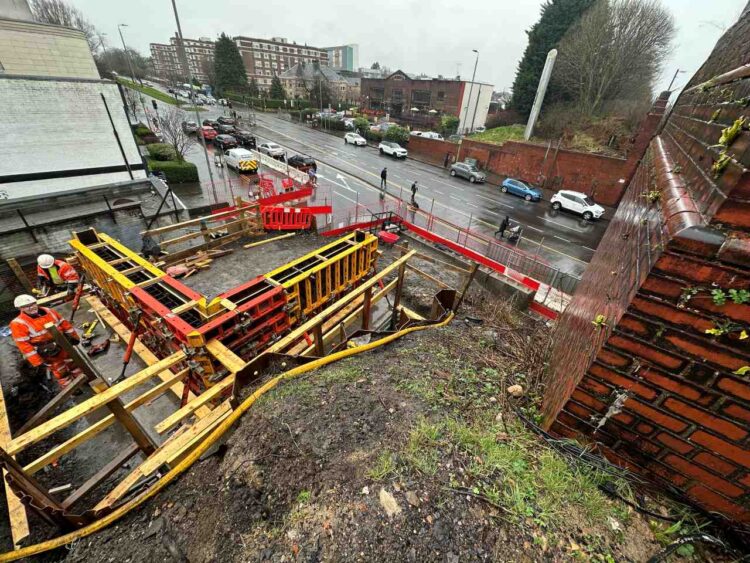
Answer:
56;290;732;562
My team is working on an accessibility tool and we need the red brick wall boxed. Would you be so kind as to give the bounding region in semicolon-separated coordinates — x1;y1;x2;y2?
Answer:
407;135;459;167
543;11;750;524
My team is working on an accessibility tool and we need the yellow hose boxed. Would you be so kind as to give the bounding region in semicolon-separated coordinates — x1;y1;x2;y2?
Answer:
0;314;453;561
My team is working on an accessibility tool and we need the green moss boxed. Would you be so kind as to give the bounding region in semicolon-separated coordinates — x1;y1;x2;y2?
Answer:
469;124;526;145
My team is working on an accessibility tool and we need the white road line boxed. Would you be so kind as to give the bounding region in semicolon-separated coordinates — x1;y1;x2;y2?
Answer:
333;190;357;205
554;235;571;243
526;225;544;233
540;217;585;233
582;246;597;252
497;201;513;208
474;193;497;203
485;210;500;217
449;195;462;202
467;203;479;209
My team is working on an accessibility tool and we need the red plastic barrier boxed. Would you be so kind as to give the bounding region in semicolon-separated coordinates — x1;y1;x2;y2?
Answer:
258;186;313;207
261;205;333;230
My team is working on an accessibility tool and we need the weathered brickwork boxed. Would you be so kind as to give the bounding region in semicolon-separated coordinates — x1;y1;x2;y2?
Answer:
544;11;750;524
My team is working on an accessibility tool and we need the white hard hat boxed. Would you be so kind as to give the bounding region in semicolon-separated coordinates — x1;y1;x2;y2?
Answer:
14;294;37;308
37;254;55;268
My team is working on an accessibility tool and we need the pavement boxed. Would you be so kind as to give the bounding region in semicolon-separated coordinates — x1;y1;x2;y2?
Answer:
132;89;611;279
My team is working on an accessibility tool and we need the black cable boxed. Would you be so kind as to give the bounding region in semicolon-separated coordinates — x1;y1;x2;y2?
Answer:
646;533;727;563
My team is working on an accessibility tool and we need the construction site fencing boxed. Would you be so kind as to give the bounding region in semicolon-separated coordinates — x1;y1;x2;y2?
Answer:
319;200;581;297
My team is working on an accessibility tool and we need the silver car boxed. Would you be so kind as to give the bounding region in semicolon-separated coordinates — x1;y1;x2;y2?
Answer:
450;162;486;183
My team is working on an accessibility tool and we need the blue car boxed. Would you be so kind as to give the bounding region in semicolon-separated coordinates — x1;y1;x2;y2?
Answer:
500;178;542;201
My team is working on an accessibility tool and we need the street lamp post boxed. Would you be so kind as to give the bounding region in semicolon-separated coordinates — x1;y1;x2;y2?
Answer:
118;24;150;127
667;69;686;92
170;0;217;203
461;49;478;134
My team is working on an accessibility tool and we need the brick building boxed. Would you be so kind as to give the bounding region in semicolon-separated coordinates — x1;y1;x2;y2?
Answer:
150;35;214;84
279;62;359;104
360;70;493;133
543;8;750;525
235;36;328;91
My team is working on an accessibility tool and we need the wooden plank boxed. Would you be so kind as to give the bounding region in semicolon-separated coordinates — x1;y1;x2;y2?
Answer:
399;305;426;321
154;378;234;434
86;296;209;418
171;299;199;315
61;443;140;510
0;373;29;548
205;340;246;373
7;352;185;455
406;263;450;289
6;258;33;292
243;232;296;249
141;206;258;237
17;374;88;435
94;401;231;511
23;369;188;475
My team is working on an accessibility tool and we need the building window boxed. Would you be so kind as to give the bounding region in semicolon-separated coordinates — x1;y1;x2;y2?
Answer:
437;91;445;101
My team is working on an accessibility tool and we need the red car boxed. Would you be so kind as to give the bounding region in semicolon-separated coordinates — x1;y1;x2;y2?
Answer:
199;126;217;142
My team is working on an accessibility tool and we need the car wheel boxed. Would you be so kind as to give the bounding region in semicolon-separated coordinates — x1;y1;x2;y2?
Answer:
450;170;456;177
380;148;384;154
501;186;508;193
583;211;593;221
344;139;348;144
469;176;476;183
551;202;562;211
525;194;532;201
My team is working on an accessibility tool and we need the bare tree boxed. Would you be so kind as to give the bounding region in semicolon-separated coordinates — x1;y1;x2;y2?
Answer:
158;107;197;162
554;0;675;116
29;0;99;52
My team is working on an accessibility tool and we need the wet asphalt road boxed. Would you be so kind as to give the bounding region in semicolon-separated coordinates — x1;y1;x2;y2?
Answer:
139;91;609;279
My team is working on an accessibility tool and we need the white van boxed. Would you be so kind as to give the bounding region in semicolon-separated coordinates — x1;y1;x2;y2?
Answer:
224;148;258;173
421;132;444;140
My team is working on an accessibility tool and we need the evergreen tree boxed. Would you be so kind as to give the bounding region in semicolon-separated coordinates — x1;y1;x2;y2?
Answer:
270;74;285;99
510;0;594;116
213;32;247;96
248;78;260;98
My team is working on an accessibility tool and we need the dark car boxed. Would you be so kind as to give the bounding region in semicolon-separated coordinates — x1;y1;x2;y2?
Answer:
216;123;236;134
234;129;257;149
214;134;238;151
181;120;199;134
202;119;219;128
217;116;237;125
287;154;316;172
450;162;486;183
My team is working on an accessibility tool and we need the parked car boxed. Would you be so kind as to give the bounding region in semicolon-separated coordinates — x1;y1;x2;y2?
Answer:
258;142;285;158
450;162;486;184
410;131;423;137
378;141;408;159
202;119;219;128
371;122;396;133
216;123;236;134
181;120;199;134
218;98;228;106
501;178;542;201
214;134;238;151
224;148;258;173
448;134;463;142
199;126;217;142
234;129;257;149
550;190;605;220
474;126;486;133
217;116;236;125
421;132;444;140
287;154;316;172
344;132;367;146
343;118;356;130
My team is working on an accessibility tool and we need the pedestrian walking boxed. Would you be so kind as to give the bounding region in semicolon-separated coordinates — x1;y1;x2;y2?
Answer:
410;181;418;204
380;167;387;190
443;153;451;168
495;215;510;238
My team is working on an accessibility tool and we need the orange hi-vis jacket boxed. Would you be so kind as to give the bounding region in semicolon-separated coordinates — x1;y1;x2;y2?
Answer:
37;260;79;285
9;307;77;367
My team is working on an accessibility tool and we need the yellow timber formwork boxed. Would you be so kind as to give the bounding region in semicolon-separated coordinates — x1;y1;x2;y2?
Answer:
263;231;378;324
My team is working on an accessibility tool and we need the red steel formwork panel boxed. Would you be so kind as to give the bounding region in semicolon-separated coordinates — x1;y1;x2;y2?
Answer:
258;186;313;207
198;276;290;354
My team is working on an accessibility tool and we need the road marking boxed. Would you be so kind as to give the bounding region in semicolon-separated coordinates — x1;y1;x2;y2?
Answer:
526;225;544;233
539;217;586;233
582;246;597;252
449;195;462;202
333;190;357;205
485;210;500;217
554;235;571;243
474;193;497;203
467;203;479;209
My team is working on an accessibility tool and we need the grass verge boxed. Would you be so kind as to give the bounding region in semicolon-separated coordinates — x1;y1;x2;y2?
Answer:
469;124;526;145
118;78;183;106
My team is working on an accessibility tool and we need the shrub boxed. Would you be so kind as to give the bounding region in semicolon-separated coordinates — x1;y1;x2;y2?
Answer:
133;124;151;137
320;117;347;131
146;158;198;183
354;117;370;134
146;143;177;161
365;129;383;143
384;125;410;144
439;115;460;136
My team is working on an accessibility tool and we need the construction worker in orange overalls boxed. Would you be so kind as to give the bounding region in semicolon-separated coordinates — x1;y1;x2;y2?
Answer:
10;294;81;387
36;254;79;297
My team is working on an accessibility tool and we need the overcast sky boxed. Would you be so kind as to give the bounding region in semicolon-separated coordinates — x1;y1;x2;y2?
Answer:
76;0;746;95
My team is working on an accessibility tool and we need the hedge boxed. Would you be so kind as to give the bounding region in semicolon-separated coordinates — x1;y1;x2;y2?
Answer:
146;157;198;184
146;143;177;161
224;92;311;110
